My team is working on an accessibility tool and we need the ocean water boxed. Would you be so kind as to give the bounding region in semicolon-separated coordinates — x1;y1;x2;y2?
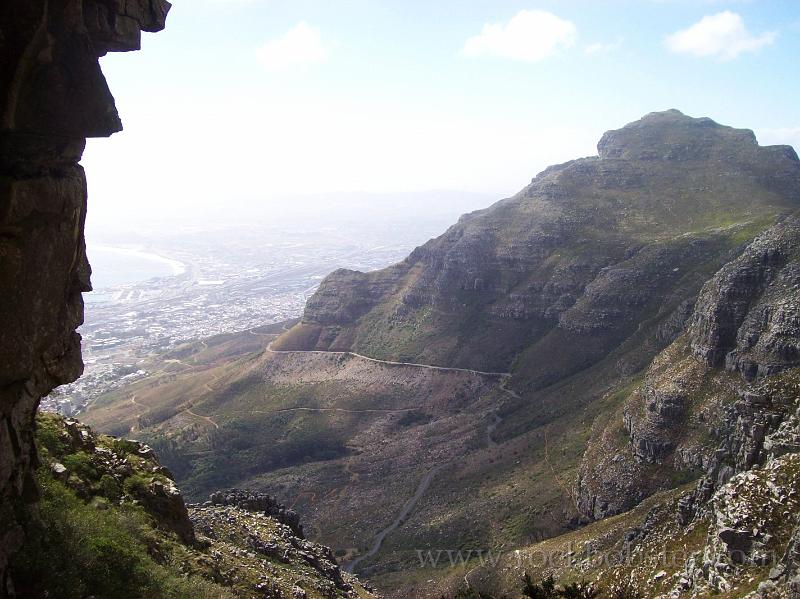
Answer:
85;245;184;300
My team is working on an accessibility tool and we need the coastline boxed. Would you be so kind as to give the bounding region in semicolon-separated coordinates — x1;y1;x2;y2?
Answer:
89;244;187;277
85;244;188;298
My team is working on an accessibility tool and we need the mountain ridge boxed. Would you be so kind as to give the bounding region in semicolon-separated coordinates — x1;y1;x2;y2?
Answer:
274;110;800;387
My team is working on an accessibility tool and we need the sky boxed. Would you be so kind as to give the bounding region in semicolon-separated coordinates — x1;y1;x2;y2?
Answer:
82;0;800;232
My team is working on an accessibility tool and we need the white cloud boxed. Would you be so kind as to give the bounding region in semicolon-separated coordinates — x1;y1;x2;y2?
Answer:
257;22;328;72
463;10;576;62
665;11;776;60
585;38;623;55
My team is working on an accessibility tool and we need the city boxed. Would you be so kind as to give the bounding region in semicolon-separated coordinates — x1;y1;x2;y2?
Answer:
41;200;488;416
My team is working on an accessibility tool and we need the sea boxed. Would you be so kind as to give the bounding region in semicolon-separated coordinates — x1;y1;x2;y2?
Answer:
85;245;185;302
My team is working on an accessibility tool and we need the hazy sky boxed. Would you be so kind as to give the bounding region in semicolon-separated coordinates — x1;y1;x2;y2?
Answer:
83;0;800;229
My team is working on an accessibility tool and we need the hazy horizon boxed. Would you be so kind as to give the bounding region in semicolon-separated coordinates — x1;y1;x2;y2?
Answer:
82;1;800;235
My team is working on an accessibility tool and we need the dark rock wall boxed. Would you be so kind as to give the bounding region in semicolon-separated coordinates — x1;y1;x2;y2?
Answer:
578;217;800;523
0;2;169;594
690;215;800;380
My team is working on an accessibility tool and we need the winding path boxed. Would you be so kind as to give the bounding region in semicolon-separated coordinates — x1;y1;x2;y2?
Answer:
185;408;219;430
221;330;526;574
337;367;523;574
232;406;420;417
265;342;511;379
344;463;448;574
129;394;150;432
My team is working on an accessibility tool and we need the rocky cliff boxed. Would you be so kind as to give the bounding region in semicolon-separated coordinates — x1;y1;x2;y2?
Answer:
690;215;800;380
275;111;800;394
422;217;800;598
578;215;800;525
0;1;171;593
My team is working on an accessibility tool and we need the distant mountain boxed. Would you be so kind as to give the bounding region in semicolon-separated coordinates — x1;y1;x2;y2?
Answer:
275;110;799;390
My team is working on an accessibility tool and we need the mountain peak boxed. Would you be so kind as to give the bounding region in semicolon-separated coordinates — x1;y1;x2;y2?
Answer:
597;109;766;161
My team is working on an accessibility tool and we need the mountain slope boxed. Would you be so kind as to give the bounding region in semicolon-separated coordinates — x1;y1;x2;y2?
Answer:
578;214;800;521
80;110;800;595
424;216;800;599
11;413;377;599
275;110;799;391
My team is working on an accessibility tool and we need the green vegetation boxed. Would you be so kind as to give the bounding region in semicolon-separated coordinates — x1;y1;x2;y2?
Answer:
11;413;232;598
11;471;230;599
521;575;599;599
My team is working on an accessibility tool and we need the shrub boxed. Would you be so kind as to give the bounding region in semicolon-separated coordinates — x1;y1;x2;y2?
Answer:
560;581;599;599
522;573;557;599
98;474;122;501
35;415;68;457
10;470;231;598
123;473;151;498
62;452;99;481
111;438;142;456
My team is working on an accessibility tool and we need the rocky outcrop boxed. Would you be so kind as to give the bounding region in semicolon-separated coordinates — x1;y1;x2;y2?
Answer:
0;1;169;593
190;502;370;598
15;414;376;598
35;413;195;544
277;111;800;391
690;215;800;380
578;217;800;525
207;488;305;538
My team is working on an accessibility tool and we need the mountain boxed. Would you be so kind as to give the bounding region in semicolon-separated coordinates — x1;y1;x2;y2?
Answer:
275;110;799;390
80;110;800;597
424;215;800;598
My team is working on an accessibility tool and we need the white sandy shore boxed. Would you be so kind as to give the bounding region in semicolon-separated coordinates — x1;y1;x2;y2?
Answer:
90;244;187;276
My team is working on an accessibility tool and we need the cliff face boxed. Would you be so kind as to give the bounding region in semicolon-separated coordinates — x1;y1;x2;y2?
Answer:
425;218;800;598
0;1;170;593
276;111;800;392
689;215;800;380
578;216;800;522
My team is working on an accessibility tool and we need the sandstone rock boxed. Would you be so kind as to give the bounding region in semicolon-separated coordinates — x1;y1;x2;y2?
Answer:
0;2;169;591
50;463;68;482
210;488;304;538
690;216;800;380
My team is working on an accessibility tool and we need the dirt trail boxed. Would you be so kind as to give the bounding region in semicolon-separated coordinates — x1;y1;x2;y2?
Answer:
234;406;419;416
266;343;511;378
340;374;522;574
185;408;220;430
344;463;449;574
129;395;150;432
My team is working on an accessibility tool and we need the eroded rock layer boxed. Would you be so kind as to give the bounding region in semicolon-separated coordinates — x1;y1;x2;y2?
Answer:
578;216;800;524
0;1;170;593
